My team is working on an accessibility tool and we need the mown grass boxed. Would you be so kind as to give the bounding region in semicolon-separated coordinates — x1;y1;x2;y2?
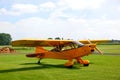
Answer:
97;45;120;54
0;45;120;80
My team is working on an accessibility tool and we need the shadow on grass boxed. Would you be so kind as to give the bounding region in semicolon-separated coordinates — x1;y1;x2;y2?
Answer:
0;63;81;73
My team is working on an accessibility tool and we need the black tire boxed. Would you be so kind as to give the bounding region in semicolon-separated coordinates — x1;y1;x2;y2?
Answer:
66;65;73;68
83;64;89;66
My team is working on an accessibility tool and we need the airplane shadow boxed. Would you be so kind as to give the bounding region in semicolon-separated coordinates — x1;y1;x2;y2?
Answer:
0;63;81;73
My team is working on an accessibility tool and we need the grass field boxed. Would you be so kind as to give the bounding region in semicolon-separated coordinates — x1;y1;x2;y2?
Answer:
0;45;120;80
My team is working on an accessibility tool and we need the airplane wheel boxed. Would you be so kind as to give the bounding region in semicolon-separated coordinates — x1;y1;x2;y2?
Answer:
66;65;73;68
83;60;89;66
83;64;89;66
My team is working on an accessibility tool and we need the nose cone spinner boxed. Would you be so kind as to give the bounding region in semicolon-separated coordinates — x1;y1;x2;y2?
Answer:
89;44;103;54
89;44;96;52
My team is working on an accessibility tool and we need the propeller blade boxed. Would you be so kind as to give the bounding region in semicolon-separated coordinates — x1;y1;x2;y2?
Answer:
87;39;92;44
95;47;103;54
87;39;103;54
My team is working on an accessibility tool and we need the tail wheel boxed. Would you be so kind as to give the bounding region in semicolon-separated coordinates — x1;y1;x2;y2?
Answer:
64;61;73;68
37;58;42;64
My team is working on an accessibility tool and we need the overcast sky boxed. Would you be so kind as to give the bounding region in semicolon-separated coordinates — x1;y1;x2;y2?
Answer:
0;0;120;40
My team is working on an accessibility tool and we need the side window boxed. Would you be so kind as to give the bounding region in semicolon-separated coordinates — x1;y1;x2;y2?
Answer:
61;43;76;51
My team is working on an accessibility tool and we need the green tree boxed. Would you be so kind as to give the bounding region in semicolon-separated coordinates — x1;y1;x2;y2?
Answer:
0;33;12;45
48;38;53;40
55;37;61;40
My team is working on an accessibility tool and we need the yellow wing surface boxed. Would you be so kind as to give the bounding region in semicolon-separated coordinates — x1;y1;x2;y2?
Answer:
11;39;73;47
11;39;111;47
79;40;111;44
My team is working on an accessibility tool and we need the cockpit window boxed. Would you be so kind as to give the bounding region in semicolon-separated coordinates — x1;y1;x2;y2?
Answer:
61;41;84;51
61;42;75;51
51;41;84;52
73;41;84;48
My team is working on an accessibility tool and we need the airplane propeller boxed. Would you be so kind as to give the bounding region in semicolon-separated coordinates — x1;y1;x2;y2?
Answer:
87;39;103;54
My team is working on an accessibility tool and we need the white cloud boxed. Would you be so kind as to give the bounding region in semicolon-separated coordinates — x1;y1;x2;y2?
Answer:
0;16;120;40
7;16;118;40
57;0;67;6
11;4;38;15
64;0;105;10
0;0;106;16
67;17;120;39
117;6;120;11
0;0;120;40
40;2;56;11
48;7;69;20
0;4;38;16
0;8;7;15
40;2;56;9
0;21;15;33
47;0;106;21
15;17;45;27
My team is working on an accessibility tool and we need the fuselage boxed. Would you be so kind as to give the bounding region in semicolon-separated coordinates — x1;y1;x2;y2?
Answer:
27;42;96;60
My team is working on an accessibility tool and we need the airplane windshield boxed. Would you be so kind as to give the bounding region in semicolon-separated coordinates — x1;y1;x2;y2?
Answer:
73;41;84;47
51;41;84;52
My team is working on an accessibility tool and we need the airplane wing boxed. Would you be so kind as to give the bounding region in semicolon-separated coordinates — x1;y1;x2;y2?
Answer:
79;40;111;44
11;39;111;47
11;39;73;47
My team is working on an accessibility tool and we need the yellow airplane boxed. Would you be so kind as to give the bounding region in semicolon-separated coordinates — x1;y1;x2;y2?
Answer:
11;39;110;68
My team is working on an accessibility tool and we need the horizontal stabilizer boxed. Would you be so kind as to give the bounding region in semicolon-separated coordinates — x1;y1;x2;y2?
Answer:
26;53;45;58
26;53;38;57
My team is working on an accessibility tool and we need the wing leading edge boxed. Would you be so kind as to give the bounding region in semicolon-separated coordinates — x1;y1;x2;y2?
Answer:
79;40;111;44
11;39;111;47
11;39;73;47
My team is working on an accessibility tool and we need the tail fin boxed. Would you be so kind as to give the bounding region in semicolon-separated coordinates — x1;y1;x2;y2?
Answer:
35;47;47;53
26;53;45;58
26;47;47;58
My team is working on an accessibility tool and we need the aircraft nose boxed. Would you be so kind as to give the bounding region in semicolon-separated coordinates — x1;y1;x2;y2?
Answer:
88;44;103;54
88;44;96;52
91;49;94;52
89;44;96;48
87;40;103;54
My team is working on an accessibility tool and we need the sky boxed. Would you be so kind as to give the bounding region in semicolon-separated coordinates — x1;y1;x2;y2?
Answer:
0;0;120;40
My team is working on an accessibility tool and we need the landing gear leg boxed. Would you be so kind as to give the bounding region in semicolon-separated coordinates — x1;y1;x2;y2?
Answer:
64;59;74;68
76;57;90;66
37;58;41;64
